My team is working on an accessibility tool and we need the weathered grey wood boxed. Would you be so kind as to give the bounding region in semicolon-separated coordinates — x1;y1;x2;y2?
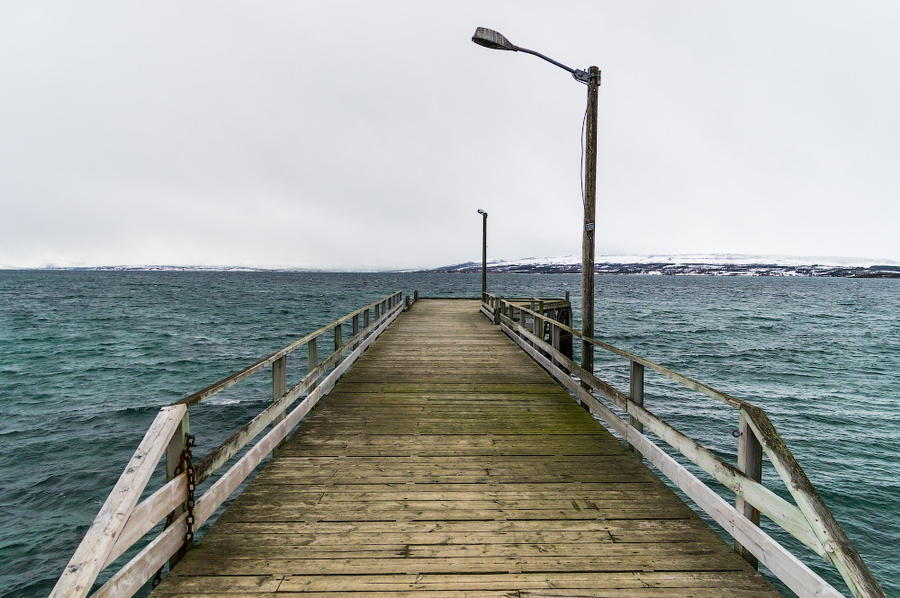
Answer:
501;321;842;598
736;408;763;568
104;473;187;569
151;300;776;598
333;322;342;352
271;355;287;446
93;509;188;598
50;404;187;598
165;412;188;483
581;66;599;390
629;360;644;453
501;313;824;555
508;301;747;409
173;292;401;408
744;406;886;598
99;304;406;598
307;337;317;373
193;311;397;484
352;313;360;347
163;410;189;570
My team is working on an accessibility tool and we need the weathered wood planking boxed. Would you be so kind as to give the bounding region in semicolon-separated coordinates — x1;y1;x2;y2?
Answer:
152;299;778;597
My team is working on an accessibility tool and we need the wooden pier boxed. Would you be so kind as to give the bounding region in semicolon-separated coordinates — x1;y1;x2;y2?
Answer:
52;293;885;598
150;299;775;596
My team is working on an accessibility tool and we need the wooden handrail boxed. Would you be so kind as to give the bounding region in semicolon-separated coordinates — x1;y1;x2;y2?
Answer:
744;406;885;598
175;292;402;407
91;301;405;598
50;405;187;598
485;294;885;598
51;293;406;598
193;313;389;483
486;292;749;408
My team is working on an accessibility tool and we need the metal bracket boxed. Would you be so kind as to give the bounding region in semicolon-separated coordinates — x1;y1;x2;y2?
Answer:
572;69;599;85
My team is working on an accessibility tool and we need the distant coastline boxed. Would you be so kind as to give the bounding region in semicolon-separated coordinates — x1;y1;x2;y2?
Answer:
3;254;898;277
426;260;900;278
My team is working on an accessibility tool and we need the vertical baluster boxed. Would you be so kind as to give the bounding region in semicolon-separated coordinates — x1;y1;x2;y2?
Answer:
307;338;318;375
272;355;287;453
364;307;371;329
551;320;561;366
538;301;545;342
352;314;360;348
628;361;644;454
334;322;343;352
736;409;763;569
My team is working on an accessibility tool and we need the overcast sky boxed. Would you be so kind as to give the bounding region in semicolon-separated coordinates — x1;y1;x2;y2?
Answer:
1;1;898;269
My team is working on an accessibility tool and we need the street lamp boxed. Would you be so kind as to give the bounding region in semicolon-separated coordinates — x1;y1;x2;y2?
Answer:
472;26;601;376
477;209;488;300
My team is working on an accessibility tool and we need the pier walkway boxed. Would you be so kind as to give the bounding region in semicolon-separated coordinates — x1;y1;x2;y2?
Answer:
152;299;777;596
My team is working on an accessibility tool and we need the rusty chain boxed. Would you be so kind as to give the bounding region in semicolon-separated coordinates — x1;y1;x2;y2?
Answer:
151;433;197;588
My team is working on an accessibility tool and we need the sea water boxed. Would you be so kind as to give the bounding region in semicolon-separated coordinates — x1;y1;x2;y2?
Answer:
0;271;896;596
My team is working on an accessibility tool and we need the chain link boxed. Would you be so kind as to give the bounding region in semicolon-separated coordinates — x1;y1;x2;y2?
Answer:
151;433;197;588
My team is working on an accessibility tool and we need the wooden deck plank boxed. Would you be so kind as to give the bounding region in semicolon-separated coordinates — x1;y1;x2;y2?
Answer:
152;299;779;597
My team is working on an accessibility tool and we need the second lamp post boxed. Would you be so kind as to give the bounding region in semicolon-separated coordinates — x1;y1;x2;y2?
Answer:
477;209;488;300
472;27;600;375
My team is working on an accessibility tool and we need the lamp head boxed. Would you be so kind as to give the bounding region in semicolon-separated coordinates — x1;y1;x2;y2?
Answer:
471;27;517;51
477;209;487;215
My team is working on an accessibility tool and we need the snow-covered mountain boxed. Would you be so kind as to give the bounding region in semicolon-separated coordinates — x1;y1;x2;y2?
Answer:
430;254;900;277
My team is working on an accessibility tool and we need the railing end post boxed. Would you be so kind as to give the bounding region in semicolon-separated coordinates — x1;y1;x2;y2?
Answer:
735;408;763;569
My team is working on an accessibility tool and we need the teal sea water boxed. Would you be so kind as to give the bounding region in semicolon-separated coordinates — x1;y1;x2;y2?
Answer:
0;271;897;597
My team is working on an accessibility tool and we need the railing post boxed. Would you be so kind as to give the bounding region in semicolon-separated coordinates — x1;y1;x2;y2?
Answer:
736;409;763;569
307;337;318;374
165;409;190;568
272;355;287;453
493;297;501;324
628;361;644;454
414;290;418;302
352;313;360;348
334;323;343;352
538;301;545;341
364;308;370;328
551;320;561;366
